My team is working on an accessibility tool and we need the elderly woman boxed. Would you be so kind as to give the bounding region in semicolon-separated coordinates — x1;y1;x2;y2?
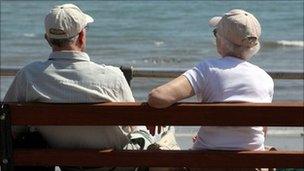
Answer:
148;9;274;151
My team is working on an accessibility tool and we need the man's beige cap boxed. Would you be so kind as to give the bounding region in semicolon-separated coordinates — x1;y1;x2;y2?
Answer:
45;4;94;39
209;9;261;48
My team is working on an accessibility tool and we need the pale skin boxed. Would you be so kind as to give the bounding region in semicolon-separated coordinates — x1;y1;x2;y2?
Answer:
148;75;195;108
147;75;194;135
147;34;267;138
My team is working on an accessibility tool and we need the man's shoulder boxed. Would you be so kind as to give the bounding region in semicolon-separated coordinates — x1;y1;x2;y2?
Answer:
89;63;125;79
104;65;123;75
18;61;46;74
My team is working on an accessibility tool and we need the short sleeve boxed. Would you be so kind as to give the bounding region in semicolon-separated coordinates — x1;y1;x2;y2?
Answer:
182;62;208;97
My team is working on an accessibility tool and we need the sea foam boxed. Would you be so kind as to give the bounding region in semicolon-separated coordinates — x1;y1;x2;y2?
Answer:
276;40;304;47
23;33;36;38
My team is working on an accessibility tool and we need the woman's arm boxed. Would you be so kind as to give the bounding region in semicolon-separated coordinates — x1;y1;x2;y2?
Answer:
148;75;195;108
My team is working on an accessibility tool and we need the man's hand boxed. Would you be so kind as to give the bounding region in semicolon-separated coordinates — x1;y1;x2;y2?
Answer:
146;125;162;136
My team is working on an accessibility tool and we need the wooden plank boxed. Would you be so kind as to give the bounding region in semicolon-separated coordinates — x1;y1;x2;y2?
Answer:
9;101;304;126
13;149;304;168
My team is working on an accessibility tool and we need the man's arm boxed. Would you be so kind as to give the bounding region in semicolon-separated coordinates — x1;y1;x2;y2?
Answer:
3;70;28;136
116;71;137;133
148;75;195;109
4;70;27;102
118;74;135;102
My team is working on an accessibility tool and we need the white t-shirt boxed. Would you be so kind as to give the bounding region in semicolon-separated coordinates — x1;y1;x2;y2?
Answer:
183;56;274;151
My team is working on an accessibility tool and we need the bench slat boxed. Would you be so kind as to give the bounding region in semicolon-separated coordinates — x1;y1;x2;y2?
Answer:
3;102;303;169
14;149;304;168
9;101;304;126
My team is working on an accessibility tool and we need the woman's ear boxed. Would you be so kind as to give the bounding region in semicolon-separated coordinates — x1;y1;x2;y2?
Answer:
242;37;258;48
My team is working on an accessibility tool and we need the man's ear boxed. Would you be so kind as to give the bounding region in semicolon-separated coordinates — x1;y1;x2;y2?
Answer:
44;34;52;47
78;30;85;45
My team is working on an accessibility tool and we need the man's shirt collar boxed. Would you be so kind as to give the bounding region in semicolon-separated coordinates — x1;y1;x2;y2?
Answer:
49;51;90;61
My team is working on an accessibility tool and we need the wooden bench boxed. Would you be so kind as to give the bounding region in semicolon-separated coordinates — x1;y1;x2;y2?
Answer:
1;101;304;170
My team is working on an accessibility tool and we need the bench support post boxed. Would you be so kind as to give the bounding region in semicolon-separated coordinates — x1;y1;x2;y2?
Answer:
1;104;13;171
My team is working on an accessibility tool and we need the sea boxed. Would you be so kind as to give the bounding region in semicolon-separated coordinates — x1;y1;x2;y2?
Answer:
0;1;303;150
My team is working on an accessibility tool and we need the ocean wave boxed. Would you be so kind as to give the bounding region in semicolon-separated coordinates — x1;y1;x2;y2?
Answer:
154;41;164;47
263;40;304;48
143;57;182;64
23;33;36;38
277;40;304;47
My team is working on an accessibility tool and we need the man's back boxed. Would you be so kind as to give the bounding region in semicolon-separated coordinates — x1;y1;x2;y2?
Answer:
5;51;134;149
5;51;134;103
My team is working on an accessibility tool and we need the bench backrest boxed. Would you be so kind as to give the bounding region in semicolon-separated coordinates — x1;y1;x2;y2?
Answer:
1;101;304;170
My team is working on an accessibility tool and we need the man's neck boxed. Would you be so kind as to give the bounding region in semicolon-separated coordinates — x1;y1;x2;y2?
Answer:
52;46;82;52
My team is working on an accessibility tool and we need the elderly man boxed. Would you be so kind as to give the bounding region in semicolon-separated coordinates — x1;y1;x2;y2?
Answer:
5;3;178;171
148;9;274;152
